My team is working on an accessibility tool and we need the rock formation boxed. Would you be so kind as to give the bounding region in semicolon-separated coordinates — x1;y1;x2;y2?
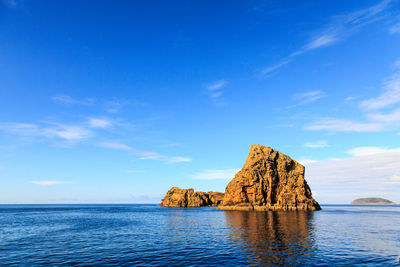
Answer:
159;187;224;208
218;144;321;211
351;197;396;205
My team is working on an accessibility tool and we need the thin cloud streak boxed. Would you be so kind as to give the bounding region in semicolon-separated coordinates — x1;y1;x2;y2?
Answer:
291;90;327;107
31;181;70;186
52;95;95;106
97;142;132;150
88;118;112;129
359;69;400;110
304;141;329;148
262;0;392;75
305;118;383;132
1;123;93;141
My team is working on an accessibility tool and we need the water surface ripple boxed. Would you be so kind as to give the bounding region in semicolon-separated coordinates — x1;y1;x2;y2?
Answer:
0;204;399;266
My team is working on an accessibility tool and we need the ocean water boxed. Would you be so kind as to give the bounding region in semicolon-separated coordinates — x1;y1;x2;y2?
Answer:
0;205;399;266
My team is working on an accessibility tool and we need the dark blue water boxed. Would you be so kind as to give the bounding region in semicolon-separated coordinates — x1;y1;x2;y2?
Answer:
0;205;399;266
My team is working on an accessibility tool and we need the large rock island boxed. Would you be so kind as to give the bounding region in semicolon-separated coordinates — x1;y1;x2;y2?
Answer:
351;197;396;205
159;187;224;208
218;144;321;211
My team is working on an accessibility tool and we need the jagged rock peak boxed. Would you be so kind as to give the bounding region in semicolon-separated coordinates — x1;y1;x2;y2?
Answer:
218;144;321;211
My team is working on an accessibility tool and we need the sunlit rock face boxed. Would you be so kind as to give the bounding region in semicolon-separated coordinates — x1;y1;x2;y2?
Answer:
218;145;321;211
159;187;224;208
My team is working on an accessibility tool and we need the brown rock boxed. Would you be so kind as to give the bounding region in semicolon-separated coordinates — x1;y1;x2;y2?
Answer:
218;144;321;211
159;187;224;208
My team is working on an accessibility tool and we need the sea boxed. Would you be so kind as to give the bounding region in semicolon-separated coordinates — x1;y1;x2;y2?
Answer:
0;204;399;266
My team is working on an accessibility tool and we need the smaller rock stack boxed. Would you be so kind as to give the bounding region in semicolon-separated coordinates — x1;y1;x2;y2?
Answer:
159;187;224;208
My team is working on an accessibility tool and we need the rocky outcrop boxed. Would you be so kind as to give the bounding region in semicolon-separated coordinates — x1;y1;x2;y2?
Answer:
351;197;396;205
159;187;224;208
218;145;321;211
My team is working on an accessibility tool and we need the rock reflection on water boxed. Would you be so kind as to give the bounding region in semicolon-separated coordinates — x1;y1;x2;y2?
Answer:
224;210;316;265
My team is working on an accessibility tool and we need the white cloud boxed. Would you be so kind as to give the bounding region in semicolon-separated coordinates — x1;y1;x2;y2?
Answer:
97;142;132;150
305;118;383;132
305;148;400;203
138;151;164;160
304;141;329;148
206;80;227;90
1;123;92;141
390;175;400;184
297;159;319;165
305;34;337;50
359;69;400;110
205;80;228;105
292;91;327;106
191;169;239;180
262;0;392;75
138;152;191;163
52;95;94;106
389;17;400;34
367;108;400;122
168;156;192;163
88;118;112;128
45;125;92;141
31;181;70;186
210;91;223;99
347;146;400;157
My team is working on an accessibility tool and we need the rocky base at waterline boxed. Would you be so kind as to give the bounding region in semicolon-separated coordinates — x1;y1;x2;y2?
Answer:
218;144;321;211
159;187;224;208
351;197;396;205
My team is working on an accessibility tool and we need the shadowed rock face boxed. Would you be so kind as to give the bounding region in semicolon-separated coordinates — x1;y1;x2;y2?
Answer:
218;144;321;211
159;187;224;208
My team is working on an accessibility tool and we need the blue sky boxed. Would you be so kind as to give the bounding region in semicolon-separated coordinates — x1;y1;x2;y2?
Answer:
1;0;400;204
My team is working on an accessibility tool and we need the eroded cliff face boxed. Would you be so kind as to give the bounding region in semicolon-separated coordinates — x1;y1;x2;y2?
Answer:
159;187;224;208
218;145;321;211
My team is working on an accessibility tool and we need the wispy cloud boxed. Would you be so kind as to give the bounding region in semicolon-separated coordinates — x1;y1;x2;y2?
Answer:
97;142;132;150
96;141;191;164
305;147;400;203
52;95;94;106
205;80;228;105
304;140;329;148
1;123;93;141
206;80;227;90
297;159;319;165
191;169;239;180
305;118;383;132
31;181;70;186
359;69;400;110
262;0;392;75
291;90;327;106
346;146;400;157
137;151;191;164
88;118;112;128
137;151;164;160
1;0;16;7
389;16;400;34
46;125;92;141
168;156;192;163
367;108;400;122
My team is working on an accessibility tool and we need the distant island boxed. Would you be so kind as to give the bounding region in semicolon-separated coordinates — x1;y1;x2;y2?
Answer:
351;197;396;205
